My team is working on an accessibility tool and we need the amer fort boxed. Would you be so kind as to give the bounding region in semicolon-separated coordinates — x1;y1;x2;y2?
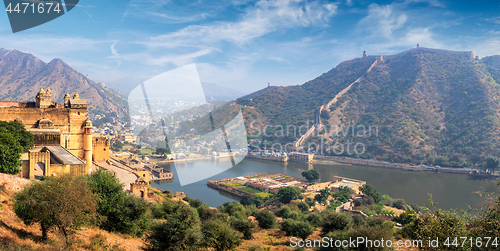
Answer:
0;88;174;201
0;88;110;179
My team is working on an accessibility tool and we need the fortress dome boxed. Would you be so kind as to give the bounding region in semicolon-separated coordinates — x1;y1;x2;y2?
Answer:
38;117;54;128
83;119;92;128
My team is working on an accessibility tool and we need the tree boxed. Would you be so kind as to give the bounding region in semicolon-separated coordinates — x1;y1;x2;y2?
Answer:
14;175;97;241
230;217;254;240
0;133;24;174
301;170;320;182
0;121;34;151
145;202;202;251
486;156;499;173
360;184;382;203
276;205;301;220
320;110;331;120
280;219;313;240
155;147;170;155
202;219;242;250
255;210;276;229
296;201;310;212
0;121;34;175
321;211;353;235
277;186;301;204
113;140;123;149
315;188;331;204
87;168;152;237
401;209;467;251
392;199;406;210
240;194;263;207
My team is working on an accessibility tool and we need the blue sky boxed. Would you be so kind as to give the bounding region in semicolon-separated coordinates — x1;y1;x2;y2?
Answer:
1;0;500;93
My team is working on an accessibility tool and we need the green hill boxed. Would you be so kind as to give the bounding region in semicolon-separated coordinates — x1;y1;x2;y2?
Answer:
195;47;500;167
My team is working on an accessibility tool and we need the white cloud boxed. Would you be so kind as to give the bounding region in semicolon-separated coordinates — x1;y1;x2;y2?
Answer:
110;42;119;57
0;36;110;61
475;38;500;58
145;0;338;46
358;4;407;38
404;0;445;8
109;48;215;67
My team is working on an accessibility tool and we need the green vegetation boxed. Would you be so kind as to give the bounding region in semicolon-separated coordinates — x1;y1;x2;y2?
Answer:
301;170;320;182
239;186;266;195
255;210;276;229
87;169;152;237
277;186;302;204
0;121;34;175
486;156;499;173
320;109;331;120
314;188;331;204
14;174;97;241
8;165;500;251
280;219;313;240
240;194;262;206
145;201;202;251
202;219;242;251
360;184;382;203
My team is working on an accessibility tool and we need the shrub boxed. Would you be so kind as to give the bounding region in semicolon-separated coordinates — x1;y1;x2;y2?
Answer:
255;210;276;229
401;209;467;251
305;212;323;227
276;205;301;220
280;219;313;240
230;217;255;240
144;203;202;251
321;212;353;235
277;186;302;204
202;219;242;251
87;169;151;237
14;175;97;241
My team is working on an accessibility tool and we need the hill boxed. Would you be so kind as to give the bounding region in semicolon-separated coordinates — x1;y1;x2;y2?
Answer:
200;47;500;167
0;49;128;118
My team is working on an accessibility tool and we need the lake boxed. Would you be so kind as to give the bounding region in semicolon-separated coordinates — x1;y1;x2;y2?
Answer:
151;158;498;211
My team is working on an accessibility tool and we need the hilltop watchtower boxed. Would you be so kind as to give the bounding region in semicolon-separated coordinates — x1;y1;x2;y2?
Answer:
363;51;367;57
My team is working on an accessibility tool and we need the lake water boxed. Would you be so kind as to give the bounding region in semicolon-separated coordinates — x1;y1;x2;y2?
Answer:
151;158;498;211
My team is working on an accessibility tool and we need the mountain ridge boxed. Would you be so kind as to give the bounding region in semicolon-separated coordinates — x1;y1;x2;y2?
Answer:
0;48;128;118
201;47;500;167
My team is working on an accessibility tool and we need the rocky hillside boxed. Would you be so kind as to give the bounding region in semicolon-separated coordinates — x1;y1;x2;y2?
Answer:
0;49;128;117
202;47;500;167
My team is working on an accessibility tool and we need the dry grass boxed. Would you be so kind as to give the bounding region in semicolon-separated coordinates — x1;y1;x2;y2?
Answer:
0;182;414;251
0;187;144;251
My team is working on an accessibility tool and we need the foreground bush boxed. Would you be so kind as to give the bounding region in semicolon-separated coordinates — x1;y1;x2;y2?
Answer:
255;210;276;229
202;219;242;250
14;175;97;241
144;202;202;251
87;168;151;237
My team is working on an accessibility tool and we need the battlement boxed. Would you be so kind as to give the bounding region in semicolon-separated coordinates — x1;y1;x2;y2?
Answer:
361;47;476;61
384;47;476;60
